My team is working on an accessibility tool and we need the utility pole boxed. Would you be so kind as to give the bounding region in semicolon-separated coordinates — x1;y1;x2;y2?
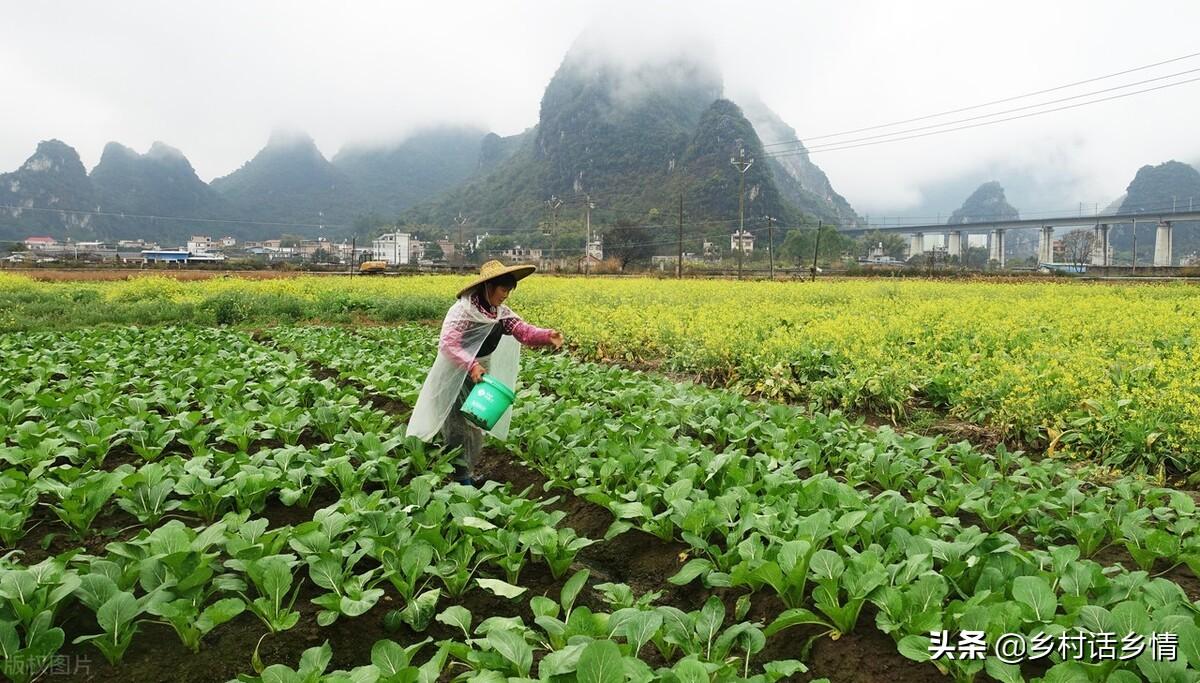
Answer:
454;213;469;266
811;220;822;282
1131;219;1137;275
768;217;776;280
584;194;595;276
729;142;753;280
677;192;684;279
350;236;355;277
545;197;562;272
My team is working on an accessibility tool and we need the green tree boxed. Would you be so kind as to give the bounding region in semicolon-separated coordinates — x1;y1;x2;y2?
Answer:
781;224;852;266
352;213;390;241
962;245;989;269
478;234;515;255
604;219;652;270
857;230;908;259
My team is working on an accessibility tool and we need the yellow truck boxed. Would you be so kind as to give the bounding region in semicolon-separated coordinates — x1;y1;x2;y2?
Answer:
358;260;388;275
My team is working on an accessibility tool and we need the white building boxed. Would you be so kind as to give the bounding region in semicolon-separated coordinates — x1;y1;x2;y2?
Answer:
187;235;215;253
730;230;754;254
372;232;411;266
118;239;158;250
500;245;542;263
220;236;237;248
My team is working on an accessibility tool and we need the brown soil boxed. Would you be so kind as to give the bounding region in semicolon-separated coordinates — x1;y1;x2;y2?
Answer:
96;445;145;472
803;621;944;683
474;447;691;603
1091;544;1200;602
11;505;145;565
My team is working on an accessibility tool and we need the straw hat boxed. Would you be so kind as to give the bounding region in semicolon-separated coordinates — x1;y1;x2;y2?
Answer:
457;259;537;298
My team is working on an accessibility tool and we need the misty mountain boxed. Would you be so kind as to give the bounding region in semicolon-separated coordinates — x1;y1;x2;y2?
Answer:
332;126;489;217
403;44;858;248
0;129;506;245
90;141;232;243
675;98;796;229
946;181;1035;257
477;130;529;175
1118;161;1200;214
209;131;363;232
1110;160;1200;260
739;97;860;227
0;140;100;242
891;161;1100;227
947;181;1020;224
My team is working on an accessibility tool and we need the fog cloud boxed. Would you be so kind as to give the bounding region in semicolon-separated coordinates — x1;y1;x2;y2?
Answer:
3;0;1198;217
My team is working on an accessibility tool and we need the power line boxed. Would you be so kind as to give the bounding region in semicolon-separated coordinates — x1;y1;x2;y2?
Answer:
760;50;1200;149
763;75;1200;159
762;67;1200;155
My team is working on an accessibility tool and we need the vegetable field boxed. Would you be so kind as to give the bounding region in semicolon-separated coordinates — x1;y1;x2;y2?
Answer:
3;317;1200;682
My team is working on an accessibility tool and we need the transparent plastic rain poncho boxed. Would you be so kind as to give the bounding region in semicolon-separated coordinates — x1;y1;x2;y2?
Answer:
405;293;521;442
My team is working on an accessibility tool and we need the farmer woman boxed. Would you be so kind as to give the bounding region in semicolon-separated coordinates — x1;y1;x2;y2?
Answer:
406;260;563;485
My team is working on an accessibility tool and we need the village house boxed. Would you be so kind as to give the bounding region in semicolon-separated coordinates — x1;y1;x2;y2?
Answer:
187;235;215;253
23;236;57;250
730;230;754;254
372;232;412;266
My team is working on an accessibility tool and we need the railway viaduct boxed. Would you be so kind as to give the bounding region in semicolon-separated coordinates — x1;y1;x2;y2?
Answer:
844;210;1200;267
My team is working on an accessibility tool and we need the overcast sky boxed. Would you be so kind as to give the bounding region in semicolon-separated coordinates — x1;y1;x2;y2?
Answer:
4;0;1200;218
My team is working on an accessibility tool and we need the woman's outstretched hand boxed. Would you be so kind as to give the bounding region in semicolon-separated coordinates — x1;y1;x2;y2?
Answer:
549;330;564;349
469;364;486;383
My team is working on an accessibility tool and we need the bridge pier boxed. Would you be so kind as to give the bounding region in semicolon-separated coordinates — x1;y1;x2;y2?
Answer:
1154;221;1173;266
947;230;963;259
989;228;1006;268
909;232;924;259
1090;224;1110;266
1037;226;1054;264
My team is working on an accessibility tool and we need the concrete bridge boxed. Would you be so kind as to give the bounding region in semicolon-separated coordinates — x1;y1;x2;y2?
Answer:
844;210;1200;267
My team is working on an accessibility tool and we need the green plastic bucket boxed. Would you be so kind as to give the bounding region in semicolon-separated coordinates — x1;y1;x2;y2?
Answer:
460;374;516;430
